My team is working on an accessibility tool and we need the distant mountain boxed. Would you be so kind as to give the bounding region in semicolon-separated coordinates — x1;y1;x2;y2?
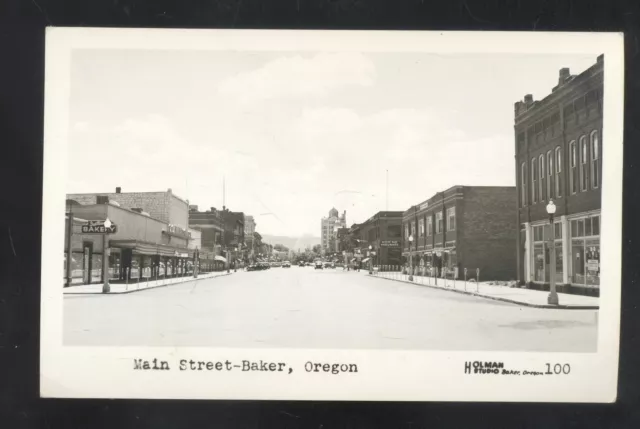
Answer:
261;234;320;251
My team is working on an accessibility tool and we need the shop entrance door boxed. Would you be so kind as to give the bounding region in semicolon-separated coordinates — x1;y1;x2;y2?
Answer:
82;242;92;284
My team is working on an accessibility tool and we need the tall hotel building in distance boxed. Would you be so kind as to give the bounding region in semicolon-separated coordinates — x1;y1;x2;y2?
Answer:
321;208;346;254
515;55;603;296
244;215;256;256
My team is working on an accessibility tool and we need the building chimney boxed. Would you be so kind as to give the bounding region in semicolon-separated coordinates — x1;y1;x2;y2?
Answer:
189;205;199;212
115;187;121;194
559;67;570;85
597;54;604;63
514;101;524;117
524;94;533;106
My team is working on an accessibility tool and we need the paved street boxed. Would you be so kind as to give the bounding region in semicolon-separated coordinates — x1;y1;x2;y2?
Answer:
64;267;598;352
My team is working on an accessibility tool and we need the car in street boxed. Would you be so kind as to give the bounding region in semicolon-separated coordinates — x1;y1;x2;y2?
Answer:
282;261;291;268
314;261;324;270
246;264;258;271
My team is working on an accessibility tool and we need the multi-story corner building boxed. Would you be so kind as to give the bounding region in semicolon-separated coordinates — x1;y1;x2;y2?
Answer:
514;55;603;296
67;187;189;230
188;205;224;254
320;208;347;254
354;212;403;267
402;186;517;281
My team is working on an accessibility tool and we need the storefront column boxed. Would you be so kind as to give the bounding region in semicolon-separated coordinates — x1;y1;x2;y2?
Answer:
561;215;570;284
523;222;531;282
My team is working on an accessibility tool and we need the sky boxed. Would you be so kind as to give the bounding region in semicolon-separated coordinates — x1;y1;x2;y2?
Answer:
67;49;599;236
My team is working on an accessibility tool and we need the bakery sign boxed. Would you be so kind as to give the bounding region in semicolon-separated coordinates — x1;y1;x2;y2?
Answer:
81;219;118;234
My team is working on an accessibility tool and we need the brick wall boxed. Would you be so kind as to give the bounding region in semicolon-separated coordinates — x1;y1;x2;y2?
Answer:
460;187;518;280
67;191;189;229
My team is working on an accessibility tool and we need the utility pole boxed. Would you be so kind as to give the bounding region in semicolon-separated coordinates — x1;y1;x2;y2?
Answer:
386;169;389;211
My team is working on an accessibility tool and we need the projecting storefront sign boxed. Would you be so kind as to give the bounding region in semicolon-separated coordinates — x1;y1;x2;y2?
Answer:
81;220;118;234
380;240;400;247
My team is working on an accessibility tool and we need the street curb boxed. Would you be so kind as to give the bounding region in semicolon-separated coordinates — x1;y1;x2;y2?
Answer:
63;273;234;296
368;274;599;310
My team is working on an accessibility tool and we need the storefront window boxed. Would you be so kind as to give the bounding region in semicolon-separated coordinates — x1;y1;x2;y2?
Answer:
70;252;83;284
534;243;545;282
555;242;563;284
92;253;102;283
570;215;600;287
585;240;600;286
108;252;121;280
131;255;141;280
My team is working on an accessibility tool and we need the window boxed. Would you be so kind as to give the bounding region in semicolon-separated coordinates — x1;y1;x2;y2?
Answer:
427;217;433;236
447;207;456;231
547;150;554;199
539;154;545;201
410;222;416;238
404;224;409;239
555;146;562;198
554;222;562;240
580;136;588;191
531;158;537;203
520;162;527;207
533;225;544;242
569;140;577;194
418;219;425;237
435;212;443;234
590;130;599;189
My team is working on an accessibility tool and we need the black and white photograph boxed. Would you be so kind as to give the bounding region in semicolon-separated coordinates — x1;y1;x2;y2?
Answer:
40;29;623;402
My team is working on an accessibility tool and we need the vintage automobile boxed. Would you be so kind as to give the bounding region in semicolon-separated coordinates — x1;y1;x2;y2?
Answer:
282;261;291;268
314;261;324;270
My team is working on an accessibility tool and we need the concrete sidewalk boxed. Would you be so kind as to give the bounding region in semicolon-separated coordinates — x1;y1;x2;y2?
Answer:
63;271;233;295
368;271;599;309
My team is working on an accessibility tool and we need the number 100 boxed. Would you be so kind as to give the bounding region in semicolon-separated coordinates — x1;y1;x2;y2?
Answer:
546;363;570;374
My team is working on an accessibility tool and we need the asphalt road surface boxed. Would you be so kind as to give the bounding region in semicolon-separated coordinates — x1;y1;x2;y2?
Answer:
64;266;598;351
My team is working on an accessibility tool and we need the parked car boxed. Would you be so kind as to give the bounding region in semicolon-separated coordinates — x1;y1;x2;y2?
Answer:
246;264;258;271
314;261;324;270
282;261;291;268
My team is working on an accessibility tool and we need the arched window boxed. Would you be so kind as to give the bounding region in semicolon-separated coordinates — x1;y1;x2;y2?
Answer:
539;154;545;201
547;150;554;199
555;146;562;198
590;130;599;189
569;140;577;194
520;162;527;207
580;135;588;191
531;158;537;204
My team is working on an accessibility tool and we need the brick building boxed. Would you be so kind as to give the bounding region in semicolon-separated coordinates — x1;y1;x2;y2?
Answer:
351;212;403;267
244;215;256;256
402;186;517;281
67;187;189;230
188;205;224;254
515;55;603;296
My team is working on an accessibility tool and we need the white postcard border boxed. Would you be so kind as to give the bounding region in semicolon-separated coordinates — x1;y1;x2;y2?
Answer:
41;28;624;402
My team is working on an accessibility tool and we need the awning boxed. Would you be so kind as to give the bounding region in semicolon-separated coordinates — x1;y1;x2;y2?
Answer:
215;255;227;263
362;258;370;263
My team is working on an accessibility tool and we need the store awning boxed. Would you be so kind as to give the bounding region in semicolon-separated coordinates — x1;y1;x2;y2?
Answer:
362;258;370;263
215;255;227;263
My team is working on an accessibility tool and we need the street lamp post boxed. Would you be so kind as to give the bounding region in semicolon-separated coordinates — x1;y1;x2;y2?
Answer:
368;245;373;274
408;234;414;281
546;200;559;305
102;218;112;293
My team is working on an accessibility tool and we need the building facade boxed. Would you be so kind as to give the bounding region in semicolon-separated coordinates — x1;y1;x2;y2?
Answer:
64;200;223;286
244;215;256;256
515;55;603;296
402;186;517;281
188;206;224;254
67;187;189;230
352;212;403;267
321;208;347;254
